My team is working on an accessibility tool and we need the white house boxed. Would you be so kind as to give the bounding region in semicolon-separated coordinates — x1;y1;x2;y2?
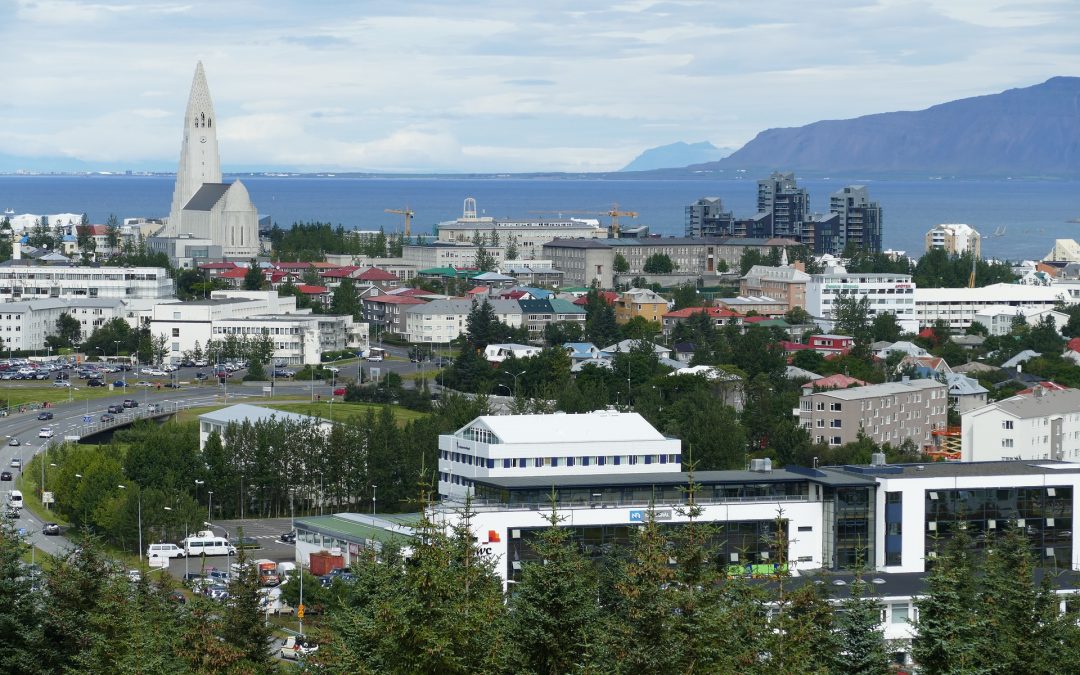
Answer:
961;387;1080;462
198;403;330;450
483;343;541;363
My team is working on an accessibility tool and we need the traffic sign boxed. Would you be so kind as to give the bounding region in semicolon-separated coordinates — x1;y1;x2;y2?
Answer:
83;415;93;424
297;604;305;619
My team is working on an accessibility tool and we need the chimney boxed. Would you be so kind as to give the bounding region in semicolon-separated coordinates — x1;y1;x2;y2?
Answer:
792;260;805;272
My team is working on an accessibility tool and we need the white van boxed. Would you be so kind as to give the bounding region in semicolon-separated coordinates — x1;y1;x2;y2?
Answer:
7;490;23;509
183;535;236;557
147;543;186;559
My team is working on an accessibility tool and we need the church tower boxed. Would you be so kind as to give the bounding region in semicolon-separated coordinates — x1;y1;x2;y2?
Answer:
168;62;222;230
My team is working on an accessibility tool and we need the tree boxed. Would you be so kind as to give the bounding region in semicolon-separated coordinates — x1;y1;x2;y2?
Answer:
583;289;619;347
242;260;264;290
75;224;97;263
671;282;701;310
474;244;497;272
222;539;276;670
642;253;675;274
871;311;902;343
613;252;630;274
45;312;81;351
506;501;603;673
785;306;812;324
104;214;120;253
834;293;873;355
505;235;519;261
834;575;890;674
0;525;41;672
332;278;361;319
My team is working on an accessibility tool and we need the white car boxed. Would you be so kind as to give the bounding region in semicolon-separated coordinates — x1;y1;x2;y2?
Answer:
52;380;71;388
325;366;340;373
280;636;318;660
38;428;53;439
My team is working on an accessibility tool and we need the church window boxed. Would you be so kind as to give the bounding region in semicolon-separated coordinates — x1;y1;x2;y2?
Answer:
200;112;205;127
208;118;212;128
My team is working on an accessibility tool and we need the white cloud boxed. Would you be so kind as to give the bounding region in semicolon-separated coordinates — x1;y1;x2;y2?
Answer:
0;0;1078;171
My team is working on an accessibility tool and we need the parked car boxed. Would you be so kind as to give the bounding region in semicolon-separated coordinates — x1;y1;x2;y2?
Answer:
37;411;54;421
113;380;127;387
194;372;208;381
279;530;296;544
107;404;123;414
0;471;11;481
87;378;105;387
51;380;71;388
135;380;153;387
100;413;115;423
272;369;293;378
123;399;138;408
42;522;60;536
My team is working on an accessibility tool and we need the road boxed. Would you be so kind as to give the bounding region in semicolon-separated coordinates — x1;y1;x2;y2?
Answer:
0;347;439;561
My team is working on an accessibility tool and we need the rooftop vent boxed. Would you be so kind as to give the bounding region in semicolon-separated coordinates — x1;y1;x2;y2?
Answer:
749;458;773;473
870;452;887;467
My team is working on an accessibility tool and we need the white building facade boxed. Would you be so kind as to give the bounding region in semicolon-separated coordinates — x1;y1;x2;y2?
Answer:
914;283;1069;331
0;264;174;303
404;298;473;343
437;411;682;501
212;314;367;366
806;272;918;332
0;298;128;351
961;388;1080;462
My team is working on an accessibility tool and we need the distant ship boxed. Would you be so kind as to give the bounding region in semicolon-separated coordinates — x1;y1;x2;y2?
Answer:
1068;217;1080;224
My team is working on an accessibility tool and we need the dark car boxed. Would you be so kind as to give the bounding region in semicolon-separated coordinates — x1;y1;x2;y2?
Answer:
87;378;105;387
272;369;293;378
279;531;296;544
37;411;53;421
42;523;61;536
194;372;208;380
122;399;138;408
113;380;127;387
0;471;11;481
107;404;123;414
100;413;116;423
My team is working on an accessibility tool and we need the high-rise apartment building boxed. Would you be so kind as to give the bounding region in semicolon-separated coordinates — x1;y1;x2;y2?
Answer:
757;172;809;240
685;197;736;237
925;223;981;257
829;186;883;253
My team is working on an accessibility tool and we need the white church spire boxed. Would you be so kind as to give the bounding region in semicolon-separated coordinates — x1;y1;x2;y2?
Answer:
168;61;222;230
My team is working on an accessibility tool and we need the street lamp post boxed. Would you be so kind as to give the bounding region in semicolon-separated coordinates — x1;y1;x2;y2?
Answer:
194;479;204;511
511;369;526;397
207;491;213;523
118;484;142;561
372;484;377;516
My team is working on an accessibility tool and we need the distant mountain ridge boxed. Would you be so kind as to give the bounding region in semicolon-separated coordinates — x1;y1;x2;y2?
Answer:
698;77;1080;177
621;141;731;172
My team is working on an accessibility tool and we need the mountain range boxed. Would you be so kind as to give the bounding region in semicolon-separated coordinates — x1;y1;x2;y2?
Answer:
620;141;732;172
690;76;1080;177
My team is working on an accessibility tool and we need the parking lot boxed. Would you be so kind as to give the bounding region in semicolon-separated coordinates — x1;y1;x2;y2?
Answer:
155;517;297;581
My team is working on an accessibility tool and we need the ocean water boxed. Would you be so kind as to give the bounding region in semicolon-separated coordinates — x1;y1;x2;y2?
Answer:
1;174;1078;261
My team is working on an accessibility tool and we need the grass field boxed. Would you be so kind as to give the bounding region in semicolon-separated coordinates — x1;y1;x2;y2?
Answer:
0;383;118;410
269;401;427;425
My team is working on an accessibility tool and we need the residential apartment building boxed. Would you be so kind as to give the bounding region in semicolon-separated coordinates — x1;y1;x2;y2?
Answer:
402;242;505;271
972;306;1069;336
740;265;810;311
437;411;682;501
758;172;808;240
925;223;981;257
961;387;1080;462
914;283;1069;331
517;298;586;339
404;298;473;343
806;272;918;332
361;294;426;336
0;298;129;351
684;197;736;238
828;185;883;253
0;262;174;302
660;306;744;336
614;288;668;324
212;313;368;365
797;378;947;447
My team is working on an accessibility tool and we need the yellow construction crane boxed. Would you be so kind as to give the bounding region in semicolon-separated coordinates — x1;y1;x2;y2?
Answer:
385;207;415;237
968;252;976;288
607;203;637;239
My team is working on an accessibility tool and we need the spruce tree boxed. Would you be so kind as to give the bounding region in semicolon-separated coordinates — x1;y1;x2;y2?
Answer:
506;497;603;674
0;525;41;674
835;574;890;674
223;531;276;670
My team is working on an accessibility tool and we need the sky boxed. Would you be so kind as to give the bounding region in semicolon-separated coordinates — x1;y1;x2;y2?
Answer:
0;0;1078;173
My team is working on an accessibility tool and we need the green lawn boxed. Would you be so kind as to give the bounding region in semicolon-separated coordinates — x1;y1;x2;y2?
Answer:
0;383;117;410
269;401;427;425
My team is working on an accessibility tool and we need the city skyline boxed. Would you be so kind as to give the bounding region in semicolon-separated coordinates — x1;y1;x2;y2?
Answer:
1;0;1078;173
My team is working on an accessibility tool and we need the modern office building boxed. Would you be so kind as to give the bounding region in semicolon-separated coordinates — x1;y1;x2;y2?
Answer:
758;172;809;240
797;378;948;448
925;223;981;257
684;197;736;238
829;185;883;253
805;272;917;331
913;283;1069;331
0;263;174;303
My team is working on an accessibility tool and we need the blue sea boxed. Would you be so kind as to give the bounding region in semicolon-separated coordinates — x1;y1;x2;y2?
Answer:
1;174;1078;260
